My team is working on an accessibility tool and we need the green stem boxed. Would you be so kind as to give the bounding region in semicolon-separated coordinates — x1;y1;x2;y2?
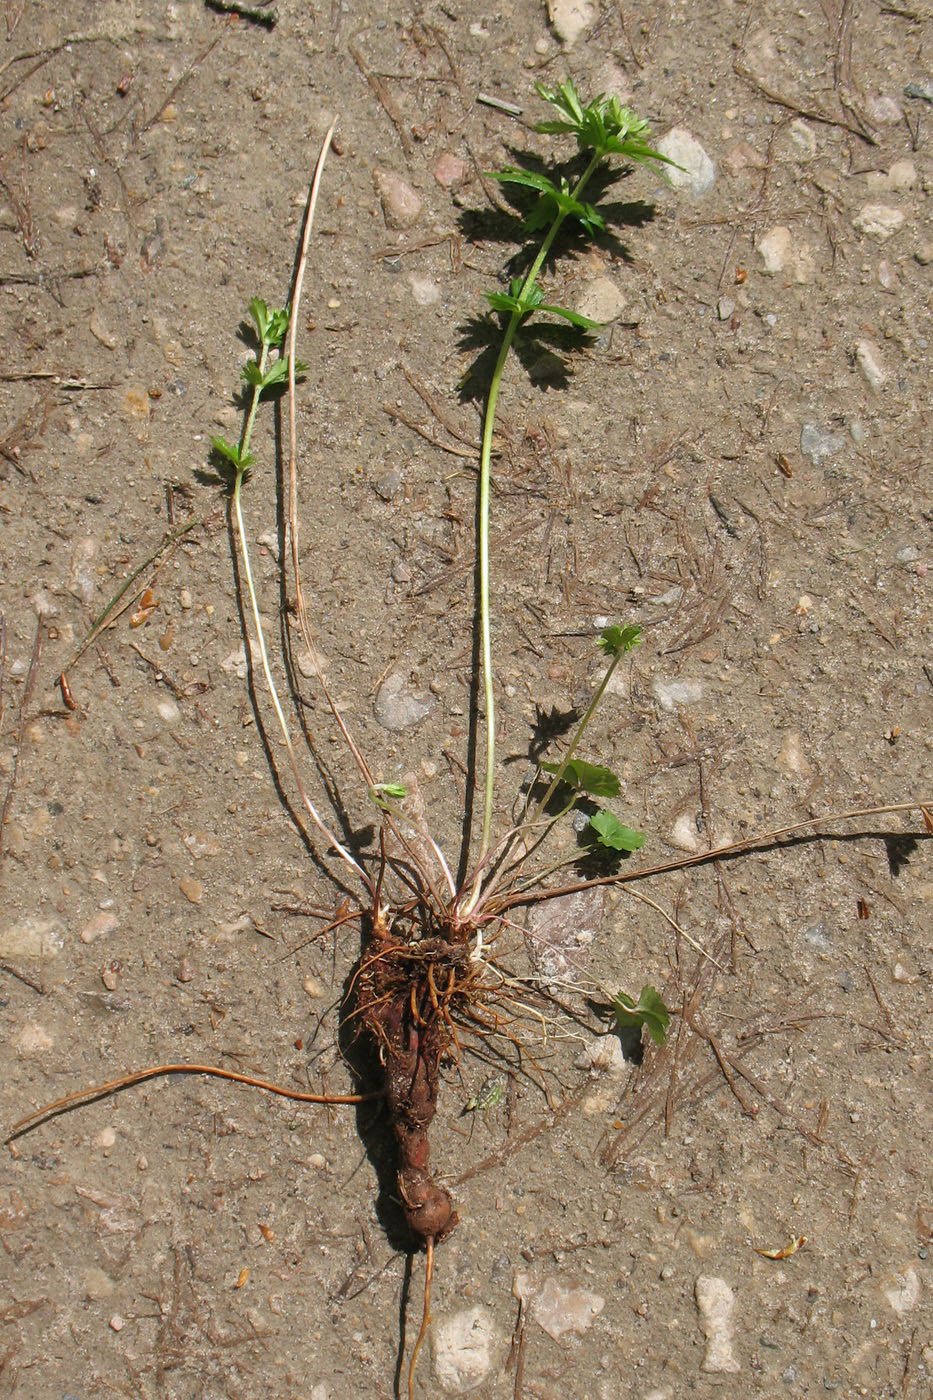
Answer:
531;643;626;820
240;344;269;458
470;151;604;897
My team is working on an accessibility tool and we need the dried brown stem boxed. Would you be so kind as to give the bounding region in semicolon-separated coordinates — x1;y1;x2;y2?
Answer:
6;1062;378;1144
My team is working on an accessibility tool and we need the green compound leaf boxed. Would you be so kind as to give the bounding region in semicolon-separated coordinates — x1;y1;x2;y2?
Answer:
588;809;645;851
485;277;599;329
209;436;253;472
488;167;606;236
611;985;671;1046
540;757;620;799
249;298;290;348
597;624;643;657
534;79;675;170
241;356;307;392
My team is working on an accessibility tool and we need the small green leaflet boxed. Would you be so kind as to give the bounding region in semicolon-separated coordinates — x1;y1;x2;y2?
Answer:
488;167;606;237
485;277;600;329
241;356;308;391
597;624;643;657
368;782;408;809
611;985;671;1046
249;297;290;348
588;809;645;851
210;436;253;472
540;757;620;799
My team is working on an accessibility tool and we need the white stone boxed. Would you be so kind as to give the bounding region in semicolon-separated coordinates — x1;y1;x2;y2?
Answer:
670;812;701;852
756;225;793;274
776;731;812;778
409;274;441;306
855;339;887;390
652;677;704;711
547;0;596;47
695;1275;740;1373
432;1306;497;1392
14;1023;53;1056
883;1264;921;1316
852;203;905;240
655;128;716;196
522;1274;605;1340
0;917;65;958
576;275;626;324
865;94;903;125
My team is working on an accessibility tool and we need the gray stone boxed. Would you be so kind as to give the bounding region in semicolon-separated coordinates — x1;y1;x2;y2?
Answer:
656;128;716;196
373;671;434;731
800;423;845;465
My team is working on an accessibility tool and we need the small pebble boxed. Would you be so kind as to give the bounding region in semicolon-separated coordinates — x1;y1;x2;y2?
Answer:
655;128;716;196
800;423;845;465
79;911;120;945
652;677;704;711
515;1273;605;1340
777;731;813;778
373;469;402;502
852;203;905;241
434;152;467;190
14;1023;53;1056
373;671;434;732
756;225;792;274
157;699;181;725
409;274;441;306
722;141;767;175
695;1275;740;1373
547;0;596;47
866;93;903;124
788;119;816;159
374;169;422;231
179;876;203;905
855;339;887;390
669;812;701;852
183;831;222;860
109;1315;124;1332
883;1264;920;1316
432;1305;497;1391
95;1126;117;1151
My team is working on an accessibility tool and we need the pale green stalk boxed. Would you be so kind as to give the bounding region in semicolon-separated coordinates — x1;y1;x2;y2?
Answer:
231;346;370;892
468;152;602;909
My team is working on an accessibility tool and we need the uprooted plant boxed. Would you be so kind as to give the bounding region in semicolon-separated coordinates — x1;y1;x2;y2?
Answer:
8;83;932;1396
